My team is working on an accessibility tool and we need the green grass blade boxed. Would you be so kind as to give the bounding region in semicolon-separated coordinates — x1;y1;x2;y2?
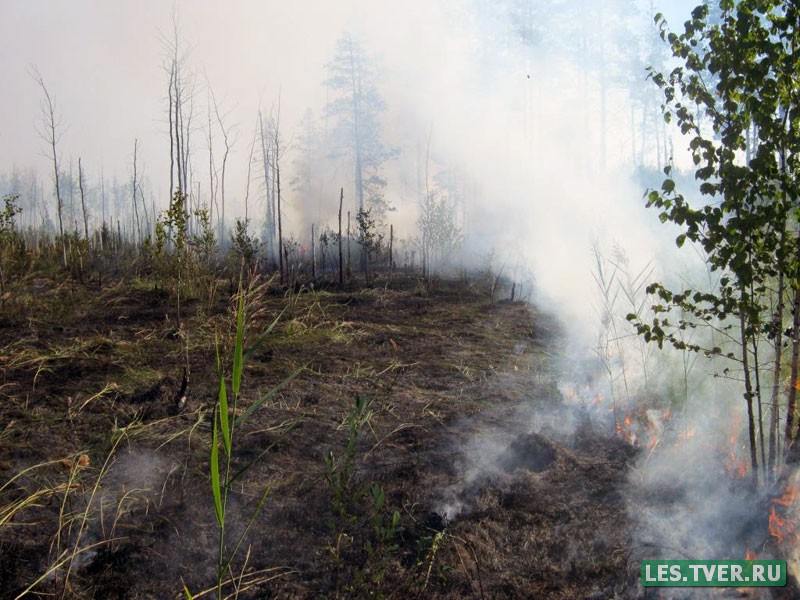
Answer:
210;408;224;529
232;291;245;398
218;372;231;457
216;336;232;456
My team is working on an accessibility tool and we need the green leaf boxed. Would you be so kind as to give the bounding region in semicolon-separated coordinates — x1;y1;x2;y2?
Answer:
676;233;687;248
210;409;224;528
215;336;231;456
218;370;231;457
232;292;245;398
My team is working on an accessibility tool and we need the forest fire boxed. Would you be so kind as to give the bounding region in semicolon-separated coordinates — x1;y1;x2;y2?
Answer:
727;456;748;479
615;413;637;446
613;407;672;453
767;471;800;588
723;415;749;479
769;506;790;544
769;478;800;545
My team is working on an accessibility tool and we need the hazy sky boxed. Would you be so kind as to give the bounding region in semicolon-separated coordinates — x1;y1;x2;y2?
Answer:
0;1;449;198
1;0;696;196
1;0;702;334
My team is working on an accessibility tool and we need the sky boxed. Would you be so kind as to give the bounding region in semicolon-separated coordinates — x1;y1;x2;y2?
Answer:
0;1;463;202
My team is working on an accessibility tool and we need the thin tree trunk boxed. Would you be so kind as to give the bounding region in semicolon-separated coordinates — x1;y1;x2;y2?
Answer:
132;139;142;245
311;224;316;280
258;110;273;262
741;308;759;488
169;63;175;200
174;73;182;193
212;90;231;245
338;188;344;285
207;97;218;240
769;267;786;478
785;287;800;460
78;157;89;241
752;333;765;476
272;97;284;283
347;211;351;280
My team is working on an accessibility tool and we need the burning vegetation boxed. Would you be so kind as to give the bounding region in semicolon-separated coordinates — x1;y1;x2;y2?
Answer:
1;0;800;597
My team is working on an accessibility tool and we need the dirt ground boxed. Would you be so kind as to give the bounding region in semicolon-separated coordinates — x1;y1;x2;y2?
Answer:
0;273;643;599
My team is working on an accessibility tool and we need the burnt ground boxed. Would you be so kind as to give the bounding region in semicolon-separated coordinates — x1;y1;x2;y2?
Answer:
0;273;642;599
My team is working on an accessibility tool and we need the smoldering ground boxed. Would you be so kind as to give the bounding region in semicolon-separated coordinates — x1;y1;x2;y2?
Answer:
1;0;787;597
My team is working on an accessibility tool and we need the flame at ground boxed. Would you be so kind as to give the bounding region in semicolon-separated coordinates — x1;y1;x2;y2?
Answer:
616;413;637;446
769;471;800;583
613;407;672;453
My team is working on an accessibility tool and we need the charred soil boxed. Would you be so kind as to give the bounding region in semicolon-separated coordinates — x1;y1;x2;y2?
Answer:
0;274;640;599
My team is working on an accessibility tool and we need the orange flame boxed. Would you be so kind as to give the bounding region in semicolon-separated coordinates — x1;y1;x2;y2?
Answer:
770;506;788;544
745;547;757;560
616;413;638;446
769;478;800;546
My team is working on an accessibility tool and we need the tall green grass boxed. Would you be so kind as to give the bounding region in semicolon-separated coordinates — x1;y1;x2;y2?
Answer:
188;284;302;600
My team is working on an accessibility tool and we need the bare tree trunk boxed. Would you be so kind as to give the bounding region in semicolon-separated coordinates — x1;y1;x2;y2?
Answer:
211;88;233;245
168;63;175;200
347;211;351;280
243;118;258;225
258;110;273;262
785;288;800;460
174;71;182;194
271;99;284;284
338;188;344;285
69;158;77;233
132;139;142;245
100;167;106;251
276;152;283;284
740;309;759;489
769;267;786;478
78;157;89;241
32;68;67;267
206;94;218;238
311;224;316;280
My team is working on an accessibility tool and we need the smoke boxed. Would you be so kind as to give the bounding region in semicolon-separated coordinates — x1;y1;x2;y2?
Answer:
1;0;777;587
